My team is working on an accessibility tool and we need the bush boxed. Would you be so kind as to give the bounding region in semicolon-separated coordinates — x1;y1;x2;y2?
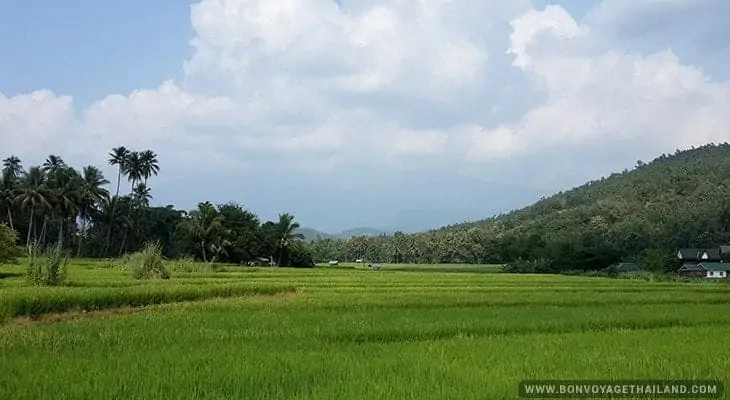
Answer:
0;223;22;264
281;241;315;268
25;244;69;286
125;243;171;280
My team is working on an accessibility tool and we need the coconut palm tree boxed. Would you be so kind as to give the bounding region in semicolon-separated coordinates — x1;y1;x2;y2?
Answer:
77;166;110;256
42;155;65;172
2;156;24;180
14;166;51;249
116;151;145;256
0;175;15;231
177;201;225;263
49;166;82;247
132;182;152;208
275;213;305;266
105;146;130;256
139;150;160;185
1;156;24;232
124;151;144;191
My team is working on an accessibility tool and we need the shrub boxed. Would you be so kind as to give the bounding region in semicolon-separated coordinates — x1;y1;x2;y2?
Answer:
0;223;22;265
25;244;69;286
282;241;315;268
126;243;171;280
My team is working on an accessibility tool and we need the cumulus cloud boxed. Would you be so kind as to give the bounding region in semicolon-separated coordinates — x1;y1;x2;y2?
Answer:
466;3;730;165
2;0;730;188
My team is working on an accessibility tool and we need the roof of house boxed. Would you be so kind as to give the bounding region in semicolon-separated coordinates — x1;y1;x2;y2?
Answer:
721;245;730;255
702;249;722;260
677;248;703;260
677;248;722;261
679;262;730;272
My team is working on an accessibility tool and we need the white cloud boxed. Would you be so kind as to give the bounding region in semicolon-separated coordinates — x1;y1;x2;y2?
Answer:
2;0;730;188
1;90;75;156
466;3;730;164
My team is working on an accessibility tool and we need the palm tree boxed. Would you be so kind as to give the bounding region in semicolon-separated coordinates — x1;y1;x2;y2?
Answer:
275;213;305;266
77;166;109;256
124;151;144;191
0;175;15;231
14;167;51;249
108;147;129;200
132;182;152;208
116;151;144;256
49;166;82;247
1;156;23;231
139;150;160;185
177;201;225;262
2;156;24;180
42;155;65;172
105;146;130;256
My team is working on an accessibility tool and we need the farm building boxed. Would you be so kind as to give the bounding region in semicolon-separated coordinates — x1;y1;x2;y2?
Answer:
677;262;730;279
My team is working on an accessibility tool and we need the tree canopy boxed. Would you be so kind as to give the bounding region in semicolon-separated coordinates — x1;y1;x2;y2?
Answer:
0;150;312;267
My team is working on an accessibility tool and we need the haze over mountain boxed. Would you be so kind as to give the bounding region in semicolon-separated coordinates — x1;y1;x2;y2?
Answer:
2;0;729;231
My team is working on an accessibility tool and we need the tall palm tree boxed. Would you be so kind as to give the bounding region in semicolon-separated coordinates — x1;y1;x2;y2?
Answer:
0;175;16;231
77;166;109;256
49;166;82;247
14;166;51;249
116;151;144;256
105;146;130;256
42;155;65;172
139;150;160;185
275;213;305;266
1;156;24;231
2;156;24;180
124;151;144;191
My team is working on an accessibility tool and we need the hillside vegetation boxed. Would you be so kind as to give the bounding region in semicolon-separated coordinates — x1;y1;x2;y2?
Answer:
311;143;730;272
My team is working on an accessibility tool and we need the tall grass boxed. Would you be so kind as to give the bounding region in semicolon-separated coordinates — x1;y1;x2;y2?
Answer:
124;243;171;280
24;244;69;287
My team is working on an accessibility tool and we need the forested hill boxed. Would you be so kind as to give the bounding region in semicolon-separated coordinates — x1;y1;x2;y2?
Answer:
310;143;730;272
436;143;730;239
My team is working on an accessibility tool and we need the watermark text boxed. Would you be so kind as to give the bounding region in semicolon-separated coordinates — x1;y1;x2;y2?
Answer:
519;380;723;398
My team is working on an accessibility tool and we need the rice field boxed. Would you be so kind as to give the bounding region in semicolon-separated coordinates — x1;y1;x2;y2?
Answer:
1;260;729;399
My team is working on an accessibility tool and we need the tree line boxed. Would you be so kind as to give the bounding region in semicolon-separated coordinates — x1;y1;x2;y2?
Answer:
0;148;313;267
310;143;730;273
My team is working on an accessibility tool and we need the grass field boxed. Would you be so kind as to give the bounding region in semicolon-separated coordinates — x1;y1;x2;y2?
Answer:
1;260;729;399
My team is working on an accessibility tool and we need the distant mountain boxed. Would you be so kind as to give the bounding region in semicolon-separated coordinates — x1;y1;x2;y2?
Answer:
296;227;334;241
297;226;390;241
337;227;391;238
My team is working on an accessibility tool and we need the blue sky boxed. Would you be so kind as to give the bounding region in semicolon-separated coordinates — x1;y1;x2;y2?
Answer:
2;0;730;232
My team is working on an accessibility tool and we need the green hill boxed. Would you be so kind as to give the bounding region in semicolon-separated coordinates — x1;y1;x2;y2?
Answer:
444;143;730;246
310;143;730;272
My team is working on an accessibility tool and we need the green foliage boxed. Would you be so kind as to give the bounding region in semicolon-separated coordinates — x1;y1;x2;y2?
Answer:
281;241;315;268
642;248;676;273
126;243;171;280
24;244;69;286
0;223;22;264
0;151;313;268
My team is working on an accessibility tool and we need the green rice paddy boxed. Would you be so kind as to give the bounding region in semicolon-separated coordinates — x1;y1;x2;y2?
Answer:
1;261;728;399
